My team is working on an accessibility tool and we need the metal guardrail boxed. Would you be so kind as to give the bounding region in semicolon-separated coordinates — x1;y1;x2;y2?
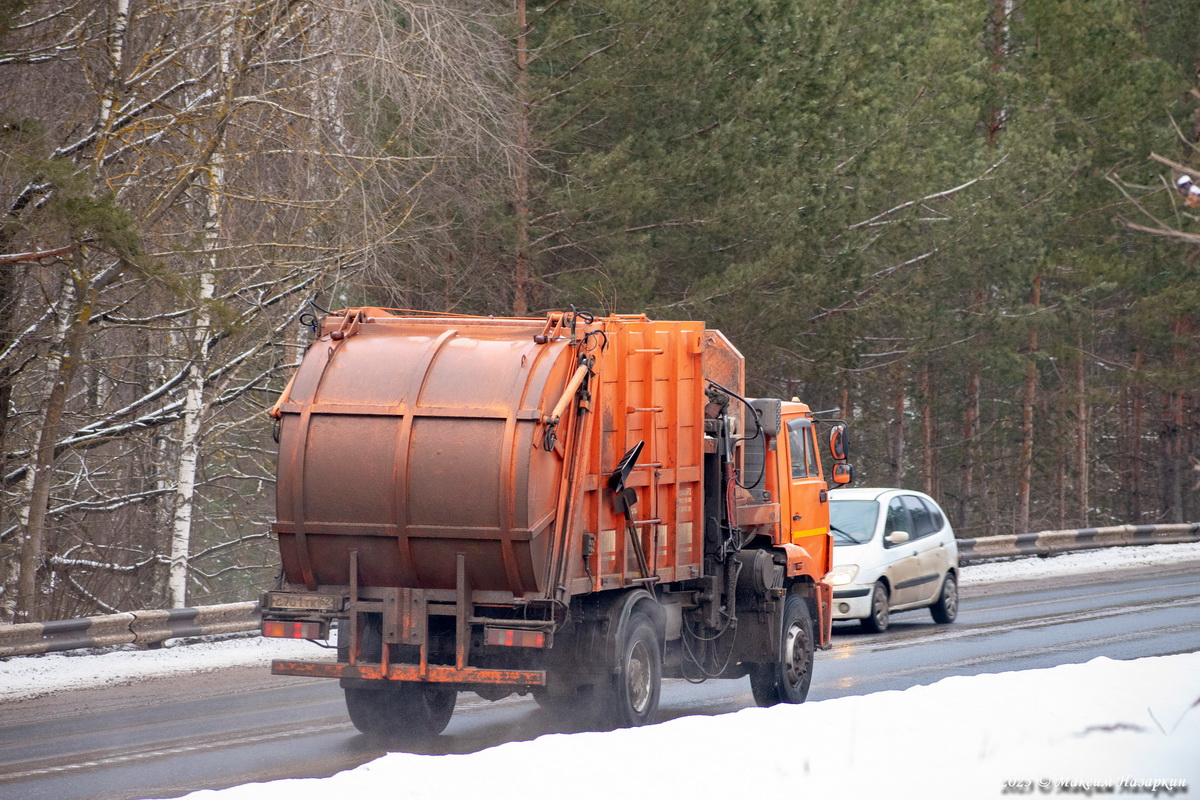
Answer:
958;522;1200;564
1;523;1197;657
0;602;260;658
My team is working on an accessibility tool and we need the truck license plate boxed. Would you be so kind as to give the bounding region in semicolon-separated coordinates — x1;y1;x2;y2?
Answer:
268;592;341;612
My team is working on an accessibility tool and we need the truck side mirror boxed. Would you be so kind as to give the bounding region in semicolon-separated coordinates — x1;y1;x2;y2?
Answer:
829;424;848;461
832;462;853;485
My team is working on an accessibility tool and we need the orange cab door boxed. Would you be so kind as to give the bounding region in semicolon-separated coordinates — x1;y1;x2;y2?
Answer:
782;415;832;574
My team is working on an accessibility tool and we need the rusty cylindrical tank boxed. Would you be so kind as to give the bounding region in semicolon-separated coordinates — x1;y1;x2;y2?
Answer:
271;309;581;598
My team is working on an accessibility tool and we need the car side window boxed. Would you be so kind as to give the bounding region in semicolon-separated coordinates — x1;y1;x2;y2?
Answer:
920;497;946;533
901;495;937;538
884;498;912;544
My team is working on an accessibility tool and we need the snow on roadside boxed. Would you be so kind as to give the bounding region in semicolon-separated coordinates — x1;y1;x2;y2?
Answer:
0;635;328;703
1;541;1198;703
960;540;1200;583
174;652;1200;800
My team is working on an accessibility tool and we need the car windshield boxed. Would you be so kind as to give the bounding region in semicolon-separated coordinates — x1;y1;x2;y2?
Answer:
829;499;879;545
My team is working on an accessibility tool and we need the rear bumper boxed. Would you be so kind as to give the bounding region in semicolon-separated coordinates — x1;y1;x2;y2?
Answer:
271;658;546;687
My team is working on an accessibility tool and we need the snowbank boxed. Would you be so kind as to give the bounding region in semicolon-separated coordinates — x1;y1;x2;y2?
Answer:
961;540;1200;584
175;652;1200;800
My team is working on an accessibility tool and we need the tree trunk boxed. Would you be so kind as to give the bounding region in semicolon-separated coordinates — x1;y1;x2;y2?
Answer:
512;0;531;316
1075;332;1089;527
1017;273;1040;533
1166;315;1192;523
888;362;906;487
1055;445;1066;531
1131;349;1144;522
95;0;130;158
168;4;236;608
920;363;935;497
167;271;214;608
958;363;980;534
17;254;90;621
986;0;1014;145
0;231;22;621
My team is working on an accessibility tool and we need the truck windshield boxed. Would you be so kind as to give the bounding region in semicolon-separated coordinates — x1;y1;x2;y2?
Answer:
829;499;879;545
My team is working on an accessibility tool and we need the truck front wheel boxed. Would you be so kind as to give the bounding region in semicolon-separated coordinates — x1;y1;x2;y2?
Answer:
344;683;456;738
749;593;814;706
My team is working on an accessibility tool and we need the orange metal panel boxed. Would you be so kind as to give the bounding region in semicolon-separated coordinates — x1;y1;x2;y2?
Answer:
569;318;707;591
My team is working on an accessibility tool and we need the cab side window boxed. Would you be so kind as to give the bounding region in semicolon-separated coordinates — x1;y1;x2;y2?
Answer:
788;420;810;479
805;427;821;477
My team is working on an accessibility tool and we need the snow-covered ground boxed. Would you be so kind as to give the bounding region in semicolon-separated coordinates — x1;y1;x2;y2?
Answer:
178;654;1198;800
2;542;1198;800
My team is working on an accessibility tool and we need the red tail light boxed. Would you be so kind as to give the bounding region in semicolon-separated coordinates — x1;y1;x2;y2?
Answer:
262;620;326;639
484;628;546;648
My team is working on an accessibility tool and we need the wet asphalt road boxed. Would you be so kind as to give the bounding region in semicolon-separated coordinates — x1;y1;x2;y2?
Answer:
2;560;1198;800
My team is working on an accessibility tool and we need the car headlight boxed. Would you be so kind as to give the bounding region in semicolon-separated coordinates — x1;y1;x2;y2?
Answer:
826;564;859;586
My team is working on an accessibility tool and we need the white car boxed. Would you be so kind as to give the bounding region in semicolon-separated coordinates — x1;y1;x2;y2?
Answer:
826;487;959;632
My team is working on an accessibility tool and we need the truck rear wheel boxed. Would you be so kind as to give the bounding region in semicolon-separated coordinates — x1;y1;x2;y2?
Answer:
344;683;456;738
749;593;814;706
341;616;456;737
602;612;661;728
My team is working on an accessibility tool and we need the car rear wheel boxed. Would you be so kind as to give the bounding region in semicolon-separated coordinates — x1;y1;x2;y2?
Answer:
860;581;890;633
930;572;959;624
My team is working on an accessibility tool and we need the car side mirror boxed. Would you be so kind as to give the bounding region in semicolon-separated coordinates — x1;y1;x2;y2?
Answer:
885;530;911;545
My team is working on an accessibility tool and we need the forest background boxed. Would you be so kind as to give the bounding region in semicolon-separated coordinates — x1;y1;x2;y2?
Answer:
1;0;1197;623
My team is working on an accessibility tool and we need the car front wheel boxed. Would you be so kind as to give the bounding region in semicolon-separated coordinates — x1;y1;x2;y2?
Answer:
861;581;890;633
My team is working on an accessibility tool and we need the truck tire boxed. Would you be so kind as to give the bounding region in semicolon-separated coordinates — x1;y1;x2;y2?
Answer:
749;593;814;706
341;614;456;737
344;683;456;738
602;612;661;728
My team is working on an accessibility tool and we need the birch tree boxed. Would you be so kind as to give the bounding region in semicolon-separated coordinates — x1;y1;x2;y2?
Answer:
0;0;510;620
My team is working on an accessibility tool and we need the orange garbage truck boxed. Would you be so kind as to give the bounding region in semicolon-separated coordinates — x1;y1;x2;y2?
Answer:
261;308;852;735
